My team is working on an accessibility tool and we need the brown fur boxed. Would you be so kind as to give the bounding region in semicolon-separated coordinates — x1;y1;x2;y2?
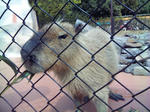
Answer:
21;22;119;112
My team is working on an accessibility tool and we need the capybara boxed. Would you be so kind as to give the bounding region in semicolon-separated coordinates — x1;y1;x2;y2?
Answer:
21;22;119;112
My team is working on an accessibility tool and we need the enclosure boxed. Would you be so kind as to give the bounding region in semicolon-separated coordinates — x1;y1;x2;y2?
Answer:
0;0;150;112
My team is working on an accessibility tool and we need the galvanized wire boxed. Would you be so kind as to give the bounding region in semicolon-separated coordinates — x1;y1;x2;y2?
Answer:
0;0;150;112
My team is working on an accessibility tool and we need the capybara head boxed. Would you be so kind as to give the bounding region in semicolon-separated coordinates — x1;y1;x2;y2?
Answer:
21;22;75;73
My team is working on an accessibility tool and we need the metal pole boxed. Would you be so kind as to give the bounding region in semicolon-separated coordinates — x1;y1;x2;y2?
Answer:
110;0;114;35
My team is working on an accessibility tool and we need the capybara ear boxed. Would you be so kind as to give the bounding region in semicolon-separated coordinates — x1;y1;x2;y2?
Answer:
74;23;83;33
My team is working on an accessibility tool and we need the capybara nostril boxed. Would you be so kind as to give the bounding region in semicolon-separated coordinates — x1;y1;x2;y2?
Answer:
27;55;36;62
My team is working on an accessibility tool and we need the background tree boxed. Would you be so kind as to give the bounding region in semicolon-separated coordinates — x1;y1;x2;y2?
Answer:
138;0;150;14
29;0;150;28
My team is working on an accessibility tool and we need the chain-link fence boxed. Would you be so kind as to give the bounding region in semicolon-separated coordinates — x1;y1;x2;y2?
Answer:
0;0;150;112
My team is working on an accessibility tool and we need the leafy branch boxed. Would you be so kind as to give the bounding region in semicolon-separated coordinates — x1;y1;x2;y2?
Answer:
0;55;34;96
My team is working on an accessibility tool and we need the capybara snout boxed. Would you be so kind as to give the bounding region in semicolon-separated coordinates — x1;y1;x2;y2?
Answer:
21;31;45;58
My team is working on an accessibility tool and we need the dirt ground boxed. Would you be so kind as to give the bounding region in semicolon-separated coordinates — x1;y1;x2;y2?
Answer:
0;57;150;112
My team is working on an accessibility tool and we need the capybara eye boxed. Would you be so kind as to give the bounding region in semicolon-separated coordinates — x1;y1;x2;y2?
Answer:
58;34;68;39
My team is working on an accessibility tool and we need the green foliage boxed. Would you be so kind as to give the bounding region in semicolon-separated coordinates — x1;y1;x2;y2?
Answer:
120;0;139;15
72;0;81;4
0;55;33;96
0;55;18;74
128;107;140;112
119;0;150;15
138;0;150;14
29;0;150;28
30;0;74;27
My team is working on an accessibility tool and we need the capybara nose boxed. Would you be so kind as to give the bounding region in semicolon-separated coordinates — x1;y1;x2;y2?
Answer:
21;47;35;61
21;39;35;60
21;49;36;62
21;33;41;61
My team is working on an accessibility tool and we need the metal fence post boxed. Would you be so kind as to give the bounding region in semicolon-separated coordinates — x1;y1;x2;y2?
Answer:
110;0;114;35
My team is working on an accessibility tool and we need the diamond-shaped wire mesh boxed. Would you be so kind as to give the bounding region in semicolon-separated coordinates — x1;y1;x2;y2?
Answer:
0;0;150;112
